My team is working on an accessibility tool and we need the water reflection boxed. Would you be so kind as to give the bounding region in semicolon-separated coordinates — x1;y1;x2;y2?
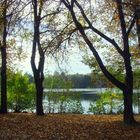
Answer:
43;89;140;114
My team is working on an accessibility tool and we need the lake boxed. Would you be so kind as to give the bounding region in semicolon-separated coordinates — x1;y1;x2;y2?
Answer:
43;88;140;114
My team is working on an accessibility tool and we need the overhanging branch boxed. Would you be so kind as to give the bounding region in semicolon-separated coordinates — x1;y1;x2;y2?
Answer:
74;0;124;57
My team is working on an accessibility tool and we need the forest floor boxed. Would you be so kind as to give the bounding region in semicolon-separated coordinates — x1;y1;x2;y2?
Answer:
0;113;140;140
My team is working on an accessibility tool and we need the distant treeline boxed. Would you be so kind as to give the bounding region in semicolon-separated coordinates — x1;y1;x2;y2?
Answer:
43;72;110;89
26;69;140;89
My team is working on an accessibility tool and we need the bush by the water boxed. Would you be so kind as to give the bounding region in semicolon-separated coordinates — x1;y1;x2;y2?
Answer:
44;92;84;114
7;71;35;112
88;90;123;114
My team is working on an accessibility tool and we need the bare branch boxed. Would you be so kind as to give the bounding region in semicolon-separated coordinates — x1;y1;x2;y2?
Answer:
40;10;60;20
74;0;124;57
127;13;136;36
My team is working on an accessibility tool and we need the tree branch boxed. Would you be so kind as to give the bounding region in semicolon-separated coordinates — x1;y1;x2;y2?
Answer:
74;0;124;57
116;0;128;51
127;13;136;36
40;11;60;20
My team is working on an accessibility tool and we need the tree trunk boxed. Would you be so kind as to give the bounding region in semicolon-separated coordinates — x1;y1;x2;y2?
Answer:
35;78;44;115
136;6;140;46
123;89;136;124
137;93;140;114
0;46;7;114
31;0;45;115
0;1;7;113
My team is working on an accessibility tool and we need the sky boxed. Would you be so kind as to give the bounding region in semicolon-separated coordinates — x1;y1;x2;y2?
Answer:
18;46;92;75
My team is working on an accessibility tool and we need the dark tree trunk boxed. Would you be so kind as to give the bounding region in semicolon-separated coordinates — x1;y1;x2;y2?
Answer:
35;77;44;115
136;6;140;46
31;56;44;115
123;89;135;124
0;0;7;114
117;0;136;124
31;63;44;116
31;47;45;115
0;46;7;114
137;93;140;113
123;55;135;124
31;0;45;115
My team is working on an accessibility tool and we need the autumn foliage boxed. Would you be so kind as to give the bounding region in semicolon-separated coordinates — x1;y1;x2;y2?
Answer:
0;113;140;140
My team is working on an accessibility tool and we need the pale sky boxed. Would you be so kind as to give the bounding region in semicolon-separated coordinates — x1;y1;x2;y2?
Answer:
18;46;92;75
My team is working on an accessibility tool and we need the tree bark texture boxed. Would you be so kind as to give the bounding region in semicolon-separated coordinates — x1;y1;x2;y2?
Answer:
0;45;7;114
123;89;135;124
31;0;44;115
0;0;7;114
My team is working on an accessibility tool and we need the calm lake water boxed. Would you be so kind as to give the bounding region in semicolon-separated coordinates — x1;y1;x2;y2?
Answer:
43;88;140;114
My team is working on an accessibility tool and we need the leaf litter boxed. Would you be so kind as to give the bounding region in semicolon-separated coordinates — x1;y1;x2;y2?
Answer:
0;113;140;140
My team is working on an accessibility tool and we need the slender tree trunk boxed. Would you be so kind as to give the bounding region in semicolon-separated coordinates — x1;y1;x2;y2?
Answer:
0;0;7;113
123;88;135;124
136;6;140;46
0;46;7;114
31;0;44;115
35;77;44;115
122;54;136;124
31;65;44;115
137;93;140;114
123;50;135;124
117;0;136;124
